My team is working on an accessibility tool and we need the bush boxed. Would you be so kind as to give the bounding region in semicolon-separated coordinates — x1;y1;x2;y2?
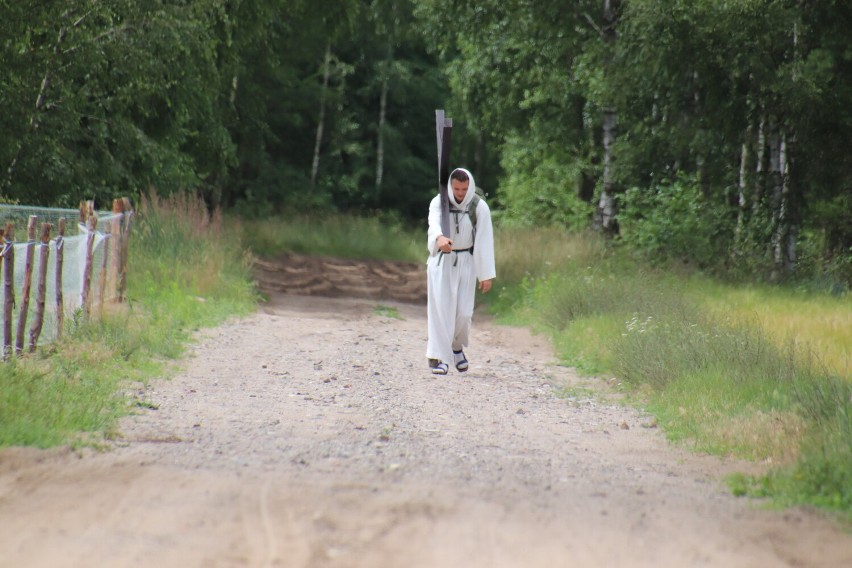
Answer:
497;133;595;230
618;176;734;269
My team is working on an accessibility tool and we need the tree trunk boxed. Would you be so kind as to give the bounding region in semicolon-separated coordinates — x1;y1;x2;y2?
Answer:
311;43;332;189
772;129;797;279
375;44;391;198
752;117;768;220
766;127;786;280
594;0;620;236
733;121;754;257
770;11;801;279
595;108;618;233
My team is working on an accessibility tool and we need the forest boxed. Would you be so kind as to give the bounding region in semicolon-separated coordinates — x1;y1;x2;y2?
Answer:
1;0;850;286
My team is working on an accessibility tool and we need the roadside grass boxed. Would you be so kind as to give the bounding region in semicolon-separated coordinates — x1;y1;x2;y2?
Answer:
492;227;851;517
0;192;257;449
691;281;850;379
494;226;604;288
239;211;424;262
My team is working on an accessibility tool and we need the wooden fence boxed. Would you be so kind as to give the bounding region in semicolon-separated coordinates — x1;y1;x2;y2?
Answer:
0;198;133;357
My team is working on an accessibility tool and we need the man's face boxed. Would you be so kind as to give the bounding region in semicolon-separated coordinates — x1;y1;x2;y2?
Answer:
451;179;469;203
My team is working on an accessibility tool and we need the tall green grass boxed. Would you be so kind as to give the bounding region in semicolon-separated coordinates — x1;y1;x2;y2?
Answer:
494;228;851;516
240;212;424;262
0;192;257;448
692;281;850;378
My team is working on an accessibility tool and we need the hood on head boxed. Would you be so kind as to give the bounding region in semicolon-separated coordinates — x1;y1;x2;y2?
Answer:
448;167;476;209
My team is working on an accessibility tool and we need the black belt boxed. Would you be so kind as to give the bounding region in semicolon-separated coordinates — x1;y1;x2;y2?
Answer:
437;246;473;266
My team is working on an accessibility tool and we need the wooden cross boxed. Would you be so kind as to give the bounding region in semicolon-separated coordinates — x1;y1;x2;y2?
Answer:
435;109;452;237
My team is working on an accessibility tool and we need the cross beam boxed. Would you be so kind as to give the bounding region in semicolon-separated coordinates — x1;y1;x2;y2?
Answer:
435;109;452;237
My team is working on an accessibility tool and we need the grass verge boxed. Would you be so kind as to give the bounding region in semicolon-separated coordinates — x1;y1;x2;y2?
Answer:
239;211;424;262
492;228;851;518
0;192;257;449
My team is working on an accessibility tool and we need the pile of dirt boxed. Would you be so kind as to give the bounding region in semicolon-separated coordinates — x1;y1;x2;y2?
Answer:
254;252;427;304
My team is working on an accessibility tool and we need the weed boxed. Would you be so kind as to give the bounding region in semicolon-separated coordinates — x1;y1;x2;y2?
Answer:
373;305;403;320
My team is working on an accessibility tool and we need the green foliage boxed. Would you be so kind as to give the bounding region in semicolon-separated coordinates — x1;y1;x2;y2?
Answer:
618;176;734;269
417;0;852;285
498;134;595;229
0;2;236;206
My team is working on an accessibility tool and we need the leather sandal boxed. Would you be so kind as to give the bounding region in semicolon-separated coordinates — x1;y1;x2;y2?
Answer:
453;350;468;372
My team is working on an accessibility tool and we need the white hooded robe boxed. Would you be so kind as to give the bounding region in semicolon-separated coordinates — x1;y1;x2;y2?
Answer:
426;168;496;367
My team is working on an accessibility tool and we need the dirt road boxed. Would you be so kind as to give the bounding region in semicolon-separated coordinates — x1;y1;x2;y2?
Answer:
0;255;849;567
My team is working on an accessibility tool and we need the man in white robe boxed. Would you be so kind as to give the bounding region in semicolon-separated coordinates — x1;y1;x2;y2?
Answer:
426;168;496;375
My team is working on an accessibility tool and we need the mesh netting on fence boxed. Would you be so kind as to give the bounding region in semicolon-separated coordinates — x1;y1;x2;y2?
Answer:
0;200;132;354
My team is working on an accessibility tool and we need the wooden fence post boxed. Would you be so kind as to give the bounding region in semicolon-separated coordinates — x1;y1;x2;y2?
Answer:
81;201;98;318
0;228;3;349
98;224;110;316
16;216;38;354
55;218;66;338
118;197;133;302
29;222;52;352
3;223;15;358
108;199;123;302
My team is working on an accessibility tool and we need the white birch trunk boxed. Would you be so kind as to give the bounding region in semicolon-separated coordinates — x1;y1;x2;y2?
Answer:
769;13;801;278
753;117;767;219
767;129;788;279
595;0;619;235
311;44;332;189
230;75;238;105
375;79;387;194
596;108;617;232
375;44;391;197
772;130;797;278
733;136;750;254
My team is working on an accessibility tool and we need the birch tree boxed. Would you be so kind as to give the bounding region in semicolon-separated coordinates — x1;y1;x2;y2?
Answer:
594;0;620;236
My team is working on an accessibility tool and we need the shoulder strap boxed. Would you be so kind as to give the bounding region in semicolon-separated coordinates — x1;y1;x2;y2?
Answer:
469;195;480;247
449;194;482;239
469;195;480;229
